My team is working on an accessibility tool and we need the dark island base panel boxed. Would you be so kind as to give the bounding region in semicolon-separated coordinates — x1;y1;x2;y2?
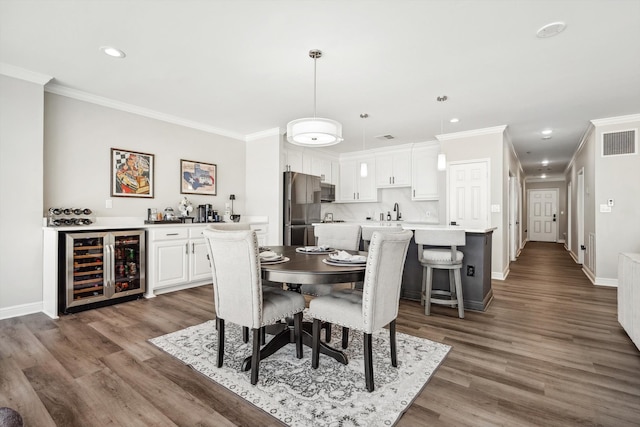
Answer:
400;231;494;312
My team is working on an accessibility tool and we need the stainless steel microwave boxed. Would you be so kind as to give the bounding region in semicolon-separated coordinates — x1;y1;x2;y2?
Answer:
320;182;335;202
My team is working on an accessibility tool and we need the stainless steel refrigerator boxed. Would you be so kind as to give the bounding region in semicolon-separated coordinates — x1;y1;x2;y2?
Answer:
283;171;321;245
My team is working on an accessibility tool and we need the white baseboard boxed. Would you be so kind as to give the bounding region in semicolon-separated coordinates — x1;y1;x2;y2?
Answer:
582;267;596;284
492;268;509;280
569;251;579;263
558;239;565;244
595;277;618;287
0;301;43;320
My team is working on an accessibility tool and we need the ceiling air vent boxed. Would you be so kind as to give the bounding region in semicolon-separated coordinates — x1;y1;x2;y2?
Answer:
375;134;395;140
602;129;637;156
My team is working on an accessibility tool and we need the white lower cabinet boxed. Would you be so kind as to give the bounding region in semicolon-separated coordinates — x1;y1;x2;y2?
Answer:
147;226;211;296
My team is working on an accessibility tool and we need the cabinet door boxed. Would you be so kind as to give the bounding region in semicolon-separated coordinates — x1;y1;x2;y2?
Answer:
411;147;439;200
392;151;412;186
338;160;357;201
375;156;394;187
152;240;189;289
189;239;212;282
357;157;377;201
285;149;304;173
311;156;332;183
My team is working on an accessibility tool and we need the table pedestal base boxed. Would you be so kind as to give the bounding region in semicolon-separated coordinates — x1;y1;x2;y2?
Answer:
241;322;348;371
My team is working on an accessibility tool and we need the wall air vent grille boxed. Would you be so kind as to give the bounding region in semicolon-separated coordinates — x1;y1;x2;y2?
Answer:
602;129;637;156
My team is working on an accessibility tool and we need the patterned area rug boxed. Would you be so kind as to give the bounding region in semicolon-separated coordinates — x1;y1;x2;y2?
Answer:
150;319;450;426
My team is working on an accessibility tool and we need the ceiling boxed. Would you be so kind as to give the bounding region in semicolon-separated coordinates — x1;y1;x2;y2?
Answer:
2;1;639;179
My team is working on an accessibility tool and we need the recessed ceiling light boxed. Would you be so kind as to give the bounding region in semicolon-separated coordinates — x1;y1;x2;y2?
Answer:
541;174;547;179
542;129;553;135
542;136;552;140
449;118;459;123
536;21;567;38
542;160;549;166
100;46;126;58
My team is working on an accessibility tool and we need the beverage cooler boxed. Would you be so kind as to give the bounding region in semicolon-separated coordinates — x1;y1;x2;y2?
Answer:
60;230;146;313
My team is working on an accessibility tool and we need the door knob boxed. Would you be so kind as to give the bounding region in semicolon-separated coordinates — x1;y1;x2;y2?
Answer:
553;214;557;222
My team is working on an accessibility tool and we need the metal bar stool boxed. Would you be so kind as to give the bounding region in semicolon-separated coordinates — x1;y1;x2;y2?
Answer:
415;229;466;318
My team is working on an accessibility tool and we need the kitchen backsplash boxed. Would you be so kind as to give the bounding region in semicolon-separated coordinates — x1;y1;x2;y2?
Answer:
321;187;440;223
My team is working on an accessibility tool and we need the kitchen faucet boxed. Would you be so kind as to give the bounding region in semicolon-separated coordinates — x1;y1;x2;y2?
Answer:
393;202;401;221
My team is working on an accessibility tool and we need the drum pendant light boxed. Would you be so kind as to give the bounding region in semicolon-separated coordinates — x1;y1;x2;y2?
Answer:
286;50;343;147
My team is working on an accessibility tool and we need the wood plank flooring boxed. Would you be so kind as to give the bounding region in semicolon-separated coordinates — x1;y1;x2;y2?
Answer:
1;242;639;426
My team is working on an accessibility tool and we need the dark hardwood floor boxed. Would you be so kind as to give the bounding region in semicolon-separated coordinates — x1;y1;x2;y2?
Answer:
1;242;639;426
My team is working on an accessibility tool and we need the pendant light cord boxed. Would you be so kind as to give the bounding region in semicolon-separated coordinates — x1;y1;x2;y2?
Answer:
313;55;317;118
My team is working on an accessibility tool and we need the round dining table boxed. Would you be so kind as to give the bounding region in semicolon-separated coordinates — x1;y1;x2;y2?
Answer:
241;245;367;371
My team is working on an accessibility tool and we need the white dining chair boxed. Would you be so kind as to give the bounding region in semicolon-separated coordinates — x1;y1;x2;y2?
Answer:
206;223;250;230
307;229;413;392
203;228;305;385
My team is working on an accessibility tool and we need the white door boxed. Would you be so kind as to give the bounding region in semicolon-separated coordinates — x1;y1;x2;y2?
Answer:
448;160;489;229
528;189;558;242
509;176;519;261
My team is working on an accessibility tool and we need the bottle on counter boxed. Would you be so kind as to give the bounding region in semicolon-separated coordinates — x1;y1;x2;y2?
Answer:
387;211;391;221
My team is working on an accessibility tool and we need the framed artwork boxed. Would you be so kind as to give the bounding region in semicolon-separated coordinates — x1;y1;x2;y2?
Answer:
111;148;154;198
180;159;217;195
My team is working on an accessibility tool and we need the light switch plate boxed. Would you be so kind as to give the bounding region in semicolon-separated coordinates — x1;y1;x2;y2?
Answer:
600;204;612;213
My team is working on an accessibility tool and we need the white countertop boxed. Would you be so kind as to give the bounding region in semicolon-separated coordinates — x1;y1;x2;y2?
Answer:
43;216;268;232
314;221;496;234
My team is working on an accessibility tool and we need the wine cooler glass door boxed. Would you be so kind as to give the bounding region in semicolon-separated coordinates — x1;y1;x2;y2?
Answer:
112;231;145;296
67;232;108;307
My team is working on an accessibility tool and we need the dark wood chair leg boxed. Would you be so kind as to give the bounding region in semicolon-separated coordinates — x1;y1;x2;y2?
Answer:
364;332;374;392
390;320;397;367
216;318;225;368
251;328;260;385
312;319;321;369
242;326;249;343
341;327;349;349
260;326;266;345
324;322;332;342
294;312;303;359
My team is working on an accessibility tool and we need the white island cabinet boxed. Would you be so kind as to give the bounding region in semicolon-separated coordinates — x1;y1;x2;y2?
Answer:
619;253;640;350
146;225;211;297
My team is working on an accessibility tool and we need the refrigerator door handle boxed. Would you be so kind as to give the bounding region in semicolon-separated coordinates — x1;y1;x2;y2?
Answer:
104;243;112;295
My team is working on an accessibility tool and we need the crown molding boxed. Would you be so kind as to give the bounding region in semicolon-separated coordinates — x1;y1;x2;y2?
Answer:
436;125;507;141
591;113;640;127
246;127;281;141
0;63;53;85
45;83;246;141
564;123;595;175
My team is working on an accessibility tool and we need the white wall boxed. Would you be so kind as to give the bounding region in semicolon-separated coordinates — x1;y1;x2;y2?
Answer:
593;116;640;282
0;75;46;316
43;93;246;218
245;130;282;244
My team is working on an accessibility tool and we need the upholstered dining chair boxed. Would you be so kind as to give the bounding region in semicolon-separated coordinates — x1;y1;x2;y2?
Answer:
307;229;413;392
206;223;251;231
300;223;362;297
361;225;400;250
203;228;305;385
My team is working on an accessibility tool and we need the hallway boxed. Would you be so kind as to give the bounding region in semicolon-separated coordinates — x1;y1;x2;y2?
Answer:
397;241;640;426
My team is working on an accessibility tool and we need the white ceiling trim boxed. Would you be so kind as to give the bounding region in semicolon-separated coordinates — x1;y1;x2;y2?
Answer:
44;83;246;141
435;125;507;141
245;127;281;142
591;114;640;127
0;63;52;85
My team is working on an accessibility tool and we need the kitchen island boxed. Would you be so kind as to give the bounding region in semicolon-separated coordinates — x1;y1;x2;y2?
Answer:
358;222;495;311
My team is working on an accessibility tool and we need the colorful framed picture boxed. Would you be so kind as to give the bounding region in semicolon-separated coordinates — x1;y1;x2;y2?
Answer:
111;148;154;198
180;159;217;195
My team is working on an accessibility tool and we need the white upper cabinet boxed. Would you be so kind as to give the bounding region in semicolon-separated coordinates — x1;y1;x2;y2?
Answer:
283;149;304;173
311;156;332;183
411;145;439;200
375;150;411;187
337;157;377;202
